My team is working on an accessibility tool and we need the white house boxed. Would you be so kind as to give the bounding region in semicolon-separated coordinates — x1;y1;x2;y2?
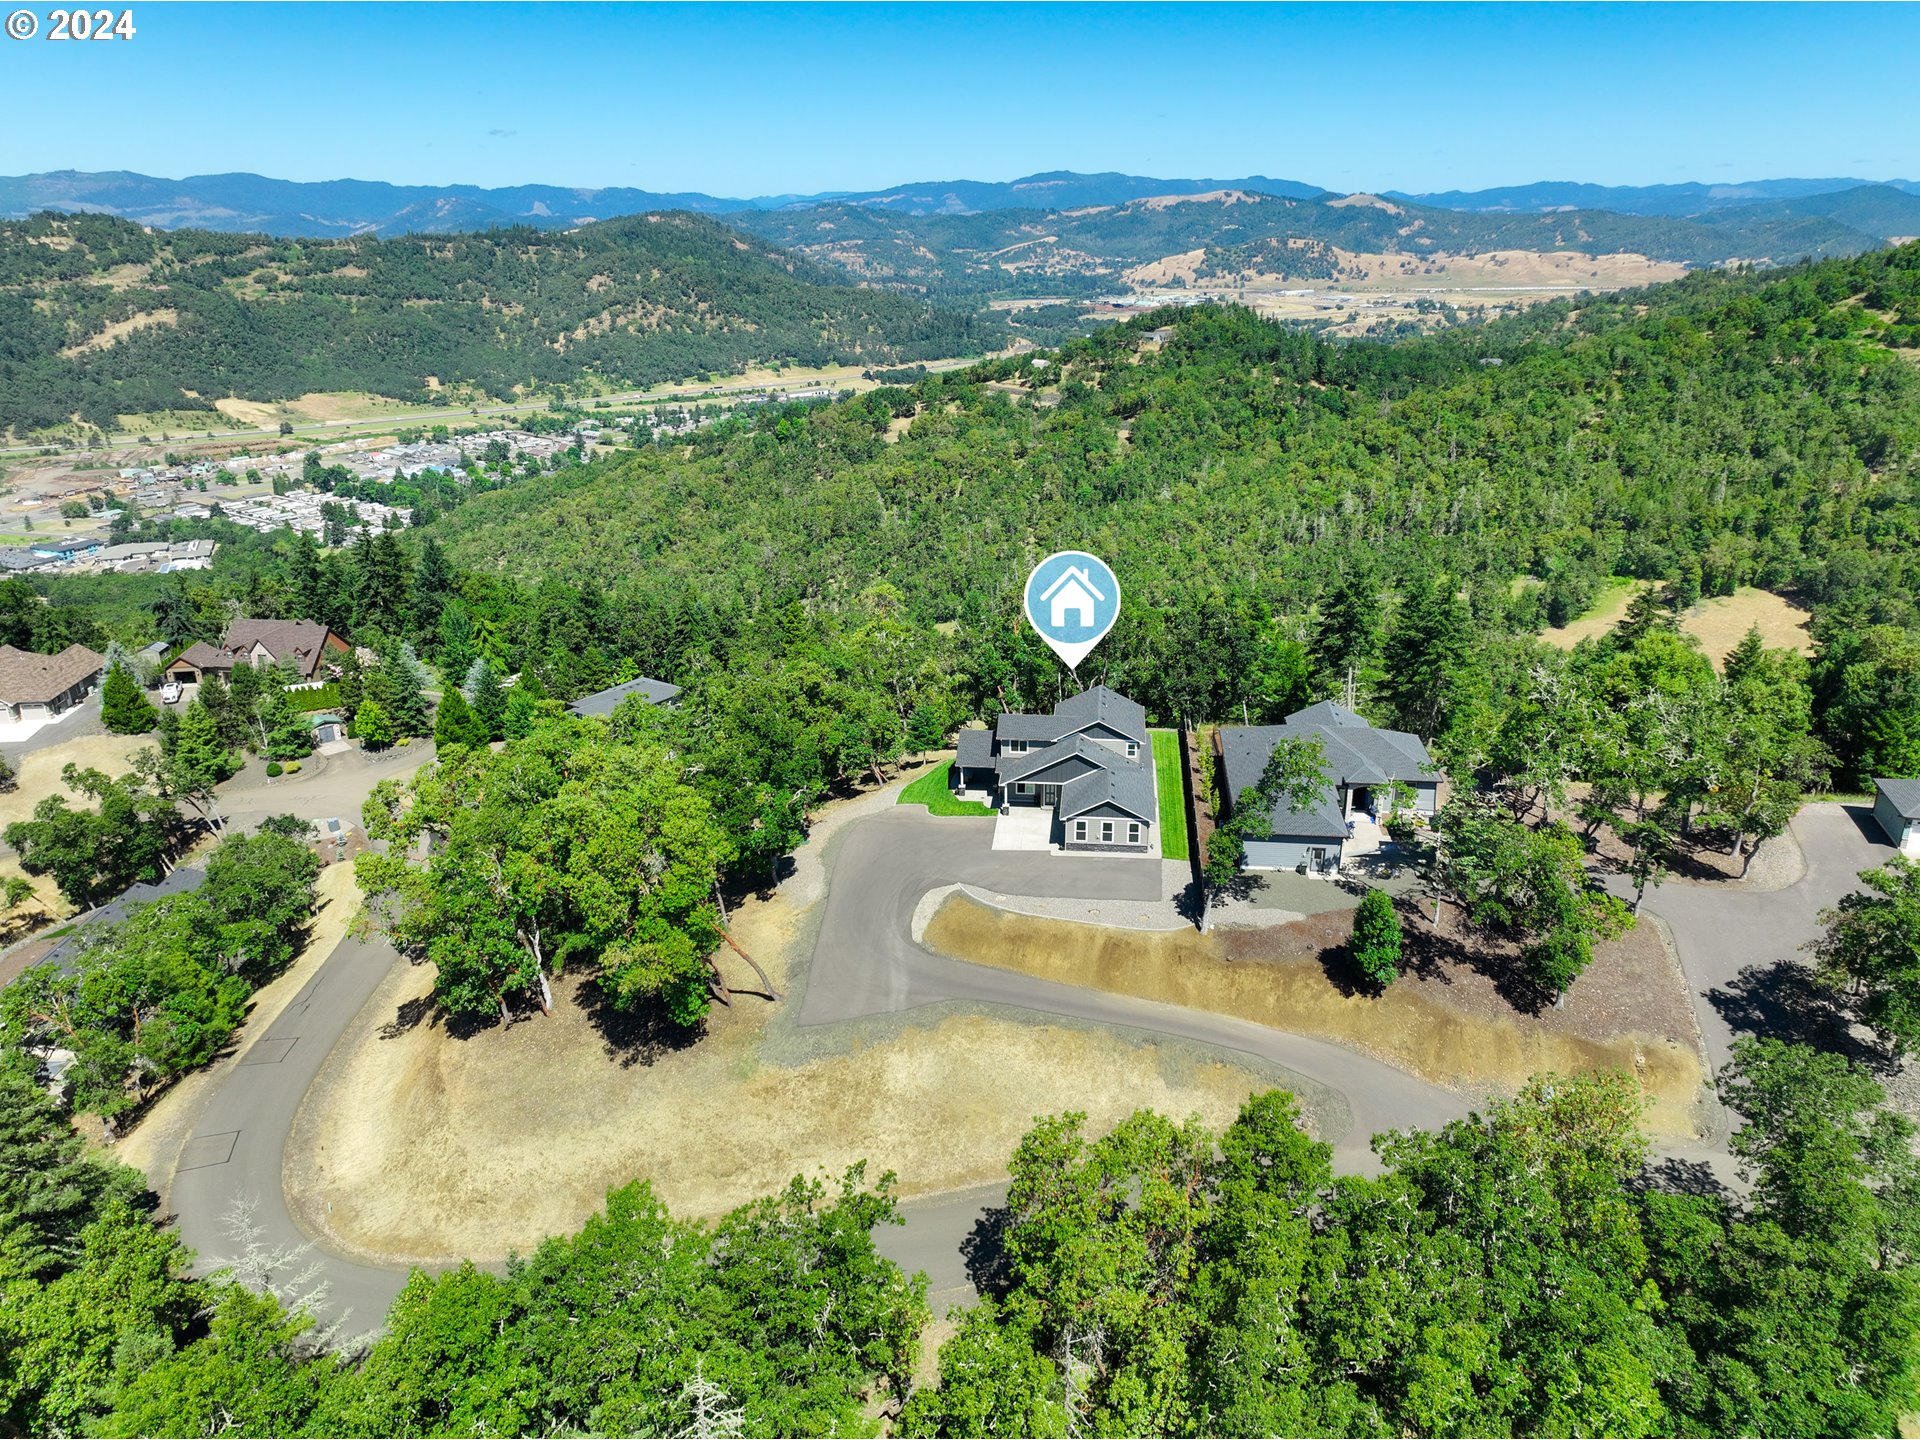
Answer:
1872;778;1920;856
1041;566;1104;629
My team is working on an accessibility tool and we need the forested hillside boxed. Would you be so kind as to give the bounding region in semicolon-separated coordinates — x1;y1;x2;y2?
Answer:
0;211;1000;435
730;189;1891;301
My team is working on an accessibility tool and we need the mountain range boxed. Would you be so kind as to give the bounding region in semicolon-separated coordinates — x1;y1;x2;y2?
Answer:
6;167;1918;239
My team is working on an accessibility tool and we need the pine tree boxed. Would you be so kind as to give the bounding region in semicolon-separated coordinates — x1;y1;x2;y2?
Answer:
99;662;157;734
433;688;486;750
1310;568;1382;699
1381;574;1476;741
466;658;507;740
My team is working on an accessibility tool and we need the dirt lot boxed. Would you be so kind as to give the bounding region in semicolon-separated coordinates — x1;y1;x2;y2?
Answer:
923;892;1708;1138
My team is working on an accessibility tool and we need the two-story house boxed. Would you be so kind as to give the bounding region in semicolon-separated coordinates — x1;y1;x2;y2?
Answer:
953;685;1157;854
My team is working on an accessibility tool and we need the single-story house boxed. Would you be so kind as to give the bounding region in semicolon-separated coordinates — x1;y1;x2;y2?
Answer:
1217;701;1441;874
0;643;106;724
954;685;1156;854
568;676;682;717
167;619;349;686
29;537;102;564
1872;778;1920;856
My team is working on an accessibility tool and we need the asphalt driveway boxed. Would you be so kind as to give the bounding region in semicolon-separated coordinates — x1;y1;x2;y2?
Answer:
1636;802;1894;1080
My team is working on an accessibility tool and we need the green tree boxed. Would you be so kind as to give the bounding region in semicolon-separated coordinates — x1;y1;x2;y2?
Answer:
433;687;487;750
98;662;156;735
1808;855;1920;1053
354;698;395;750
1349;886;1403;988
3;765;178;909
465;657;507;740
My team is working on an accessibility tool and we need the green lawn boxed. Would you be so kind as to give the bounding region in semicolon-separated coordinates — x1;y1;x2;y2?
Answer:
897;758;993;816
1150;729;1190;861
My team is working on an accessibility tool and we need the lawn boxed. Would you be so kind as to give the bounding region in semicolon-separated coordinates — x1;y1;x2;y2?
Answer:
897;758;993;816
1151;729;1190;861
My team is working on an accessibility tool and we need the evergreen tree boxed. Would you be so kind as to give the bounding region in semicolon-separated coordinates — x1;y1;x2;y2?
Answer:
410;535;455;635
433;689;486;750
1380;573;1477;741
466;657;507;740
1309;567;1382;701
98;662;157;734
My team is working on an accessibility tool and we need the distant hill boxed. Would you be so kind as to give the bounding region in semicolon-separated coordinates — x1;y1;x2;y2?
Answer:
730;189;1887;303
1400;176;1920;217
1697;184;1920;241
0;210;1001;438
0;169;1323;237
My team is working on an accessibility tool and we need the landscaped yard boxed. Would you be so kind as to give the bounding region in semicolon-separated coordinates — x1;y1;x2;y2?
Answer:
896;758;992;816
1151;729;1190;861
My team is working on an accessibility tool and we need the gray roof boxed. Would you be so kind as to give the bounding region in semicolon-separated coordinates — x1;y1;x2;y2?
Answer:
954;728;993;770
1218;708;1435;840
994;685;1148;748
1058;758;1157;823
996;734;1110;787
568;676;682;717
39;867;206;974
1876;777;1920;821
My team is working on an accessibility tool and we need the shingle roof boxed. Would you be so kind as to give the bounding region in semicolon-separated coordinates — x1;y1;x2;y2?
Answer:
0;643;104;705
996;733;1110;786
1217;713;1435;841
954;728;993;770
568;676;682;717
223;619;343;678
1876;777;1920;821
1057;758;1157;823
995;685;1149;748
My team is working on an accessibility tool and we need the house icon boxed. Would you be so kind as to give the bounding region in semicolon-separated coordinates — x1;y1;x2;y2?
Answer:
1040;565;1105;629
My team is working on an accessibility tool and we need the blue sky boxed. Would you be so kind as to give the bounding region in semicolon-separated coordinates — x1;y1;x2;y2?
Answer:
2;3;1914;195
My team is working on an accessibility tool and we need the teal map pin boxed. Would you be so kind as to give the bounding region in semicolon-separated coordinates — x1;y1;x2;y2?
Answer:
1024;550;1121;670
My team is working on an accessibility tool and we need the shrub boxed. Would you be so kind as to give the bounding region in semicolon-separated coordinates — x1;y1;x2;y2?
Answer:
283;760;301;774
1350;887;1404;989
264;761;283;778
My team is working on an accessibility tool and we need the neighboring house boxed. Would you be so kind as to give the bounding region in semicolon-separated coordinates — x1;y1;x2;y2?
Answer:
166;618;350;686
953;685;1156;853
1217;701;1440;874
0;643;105;724
1872;778;1920;856
567;676;682;718
29;537;102;564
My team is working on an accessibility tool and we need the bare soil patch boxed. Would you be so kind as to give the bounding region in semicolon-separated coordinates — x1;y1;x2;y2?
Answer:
922;893;1706;1137
60;309;178;357
1542;579;1652;649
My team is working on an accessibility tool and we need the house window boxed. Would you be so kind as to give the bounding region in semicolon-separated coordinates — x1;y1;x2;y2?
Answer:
1015;782;1035;796
1074;820;1087;842
1126;742;1139;759
1101;820;1114;843
1128;822;1141;845
1009;739;1028;753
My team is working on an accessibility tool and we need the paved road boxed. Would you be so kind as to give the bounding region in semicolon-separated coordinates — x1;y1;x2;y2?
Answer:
150;800;1894;1328
1623;802;1893;1079
798;811;1475;1172
168;934;415;1325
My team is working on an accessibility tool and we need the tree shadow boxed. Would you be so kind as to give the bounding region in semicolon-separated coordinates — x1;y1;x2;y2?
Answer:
960;1203;1014;1300
376;990;504;1043
577;984;703;1069
1629;1156;1731;1201
1401;912;1554;1016
1707;958;1890;1072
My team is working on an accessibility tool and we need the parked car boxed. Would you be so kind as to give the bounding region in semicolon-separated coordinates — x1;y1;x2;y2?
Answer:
161;681;183;704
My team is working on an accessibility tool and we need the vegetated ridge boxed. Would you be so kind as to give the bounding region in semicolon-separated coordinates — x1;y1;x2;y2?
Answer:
0;210;999;436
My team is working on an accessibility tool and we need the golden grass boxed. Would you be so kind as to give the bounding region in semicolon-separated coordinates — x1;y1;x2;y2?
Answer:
59;310;178;358
921;894;1704;1136
1542;579;1653;649
1682;586;1814;663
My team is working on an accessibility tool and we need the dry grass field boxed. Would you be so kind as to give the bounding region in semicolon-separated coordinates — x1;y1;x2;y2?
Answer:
922;892;1707;1138
1541;582;1813;665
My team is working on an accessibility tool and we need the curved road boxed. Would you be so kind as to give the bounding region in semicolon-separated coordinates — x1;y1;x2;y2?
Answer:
155;801;1893;1325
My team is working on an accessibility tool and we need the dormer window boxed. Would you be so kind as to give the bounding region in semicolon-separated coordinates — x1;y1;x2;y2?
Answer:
1126;742;1139;759
1009;739;1028;753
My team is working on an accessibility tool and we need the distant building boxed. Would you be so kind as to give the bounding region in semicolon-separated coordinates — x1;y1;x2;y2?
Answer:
0;643;106;724
567;676;682;718
1872;778;1920;856
167;619;349;686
